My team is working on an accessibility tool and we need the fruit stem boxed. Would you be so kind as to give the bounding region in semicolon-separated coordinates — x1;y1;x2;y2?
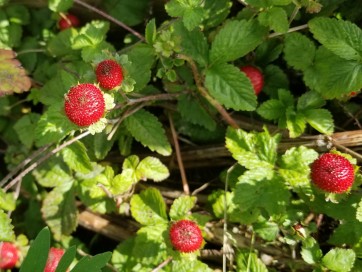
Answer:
73;0;145;42
176;54;240;129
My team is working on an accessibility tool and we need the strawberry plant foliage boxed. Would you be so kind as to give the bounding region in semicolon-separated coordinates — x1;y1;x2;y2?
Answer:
2;0;362;271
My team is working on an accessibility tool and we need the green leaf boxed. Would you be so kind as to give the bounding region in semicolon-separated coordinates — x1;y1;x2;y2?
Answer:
13;113;40;148
123;44;155;91
174;21;209;66
136;156;170;182
257;99;285;120
357;199;362;222
0;189;16;211
72;21;110;49
286;108;306;138
130;188;168;225
48;0;73;12
93;131;116;160
253;220;279;241
62;141;93;174
41;183;78;241
55;246;76;272
210;19;267;63
145;18;156;44
297;91;325;111
236;249;268;272
177;94;216;130
303;108;334;135
262;65;289;97
20;227;50;272
0;209;15;241
301;237;323;264
244;0;270;8
205;62;257;111
255;39;283;65
309;17;362;61
6;4;30;25
284;32;316;71
165;0;205;30
169;195;197;220
103;0;148;26
35;104;77;146
202;0;232;29
322;248;356;272
306;47;362;99
70;252;112;272
258;7;289;33
225;127;280;173
125;109;172;156
278;146;318;188
172;259;213;272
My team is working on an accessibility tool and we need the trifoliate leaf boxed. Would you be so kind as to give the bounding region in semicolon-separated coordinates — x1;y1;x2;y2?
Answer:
169;195;197;220
205;62;257;111
130;188;168;225
0;209;15;241
62;141;93;174
136;156;170;182
0;49;31;95
41;183;78;241
322;248;356;272
309;17;362;61
284;32;316;71
210;19;267;63
125;109;172;156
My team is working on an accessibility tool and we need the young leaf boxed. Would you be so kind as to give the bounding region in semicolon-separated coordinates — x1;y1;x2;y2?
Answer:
20;227;50;272
210;19;267;63
0;188;16;211
72;21;110;49
169;195;197;220
130;188;168;225
41;183;78;241
309;17;362;61
284;32;316;71
70;252;112;272
205;62;257;111
145;18;156;44
322;248;356;272
136;156;170;182
62;141;93;174
0;209;15;241
125;109;172;156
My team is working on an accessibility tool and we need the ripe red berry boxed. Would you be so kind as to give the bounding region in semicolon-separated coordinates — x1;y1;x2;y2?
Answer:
0;242;19;269
169;219;203;253
95;59;124;90
311;153;355;193
44;247;66;272
58;13;80;30
64;83;105;127
240;65;264;95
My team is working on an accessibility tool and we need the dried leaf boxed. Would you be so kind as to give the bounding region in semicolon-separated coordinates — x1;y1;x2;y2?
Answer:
0;49;32;95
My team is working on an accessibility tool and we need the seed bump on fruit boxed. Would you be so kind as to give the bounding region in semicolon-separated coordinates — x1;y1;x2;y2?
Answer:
310;153;354;193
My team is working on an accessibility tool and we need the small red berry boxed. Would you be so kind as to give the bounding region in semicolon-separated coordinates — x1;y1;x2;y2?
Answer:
311;153;355;193
95;59;124;90
0;242;19;269
44;247;66;272
64;83;105;127
169;219;203;253
58;13;80;30
240;65;264;95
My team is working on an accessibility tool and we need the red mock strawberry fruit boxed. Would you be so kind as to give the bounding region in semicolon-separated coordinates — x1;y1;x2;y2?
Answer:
64;83;105;127
58;13;80;30
44;247;66;272
0;242;19;269
240;65;264;95
311;153;355;193
169;219;203;253
96;59;124;90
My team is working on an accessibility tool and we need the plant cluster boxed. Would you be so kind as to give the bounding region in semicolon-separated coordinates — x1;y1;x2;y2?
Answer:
0;0;362;271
